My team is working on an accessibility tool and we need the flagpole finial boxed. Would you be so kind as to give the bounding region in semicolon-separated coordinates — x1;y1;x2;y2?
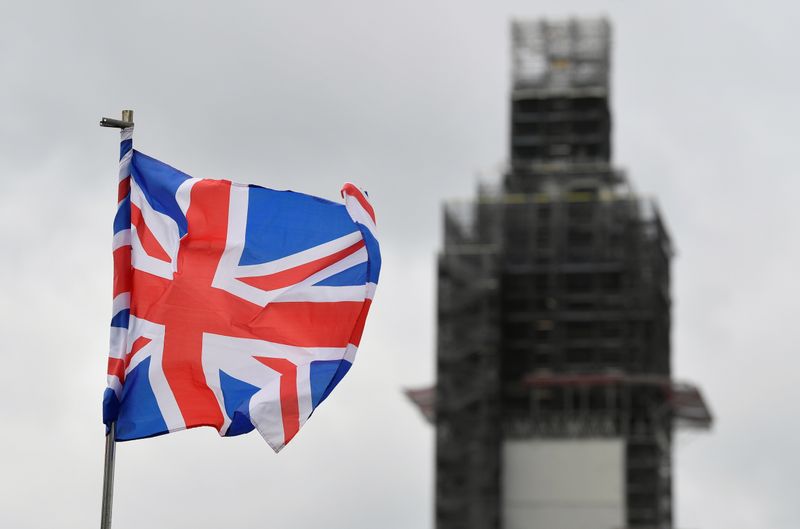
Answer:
99;109;134;129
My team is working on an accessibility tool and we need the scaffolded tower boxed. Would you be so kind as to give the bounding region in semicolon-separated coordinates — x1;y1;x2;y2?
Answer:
408;18;711;529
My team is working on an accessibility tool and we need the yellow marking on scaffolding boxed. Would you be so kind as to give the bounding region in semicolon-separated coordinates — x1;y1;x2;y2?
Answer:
566;192;595;202
505;194;528;204
471;192;618;205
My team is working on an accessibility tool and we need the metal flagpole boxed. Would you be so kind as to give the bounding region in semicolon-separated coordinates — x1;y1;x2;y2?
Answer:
99;109;134;529
100;421;116;529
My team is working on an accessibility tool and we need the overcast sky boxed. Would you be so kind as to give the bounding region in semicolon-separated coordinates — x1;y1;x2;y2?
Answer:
1;1;798;528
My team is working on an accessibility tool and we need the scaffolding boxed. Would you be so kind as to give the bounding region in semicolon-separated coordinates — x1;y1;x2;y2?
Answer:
511;18;612;169
435;191;503;529
410;17;712;529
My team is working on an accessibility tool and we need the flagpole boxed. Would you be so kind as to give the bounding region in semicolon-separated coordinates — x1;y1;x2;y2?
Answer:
99;109;134;529
100;421;116;529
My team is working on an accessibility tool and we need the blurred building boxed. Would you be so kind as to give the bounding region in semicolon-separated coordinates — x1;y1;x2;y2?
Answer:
407;17;711;529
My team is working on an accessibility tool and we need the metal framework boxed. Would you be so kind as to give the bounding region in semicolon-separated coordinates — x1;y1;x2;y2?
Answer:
408;18;711;529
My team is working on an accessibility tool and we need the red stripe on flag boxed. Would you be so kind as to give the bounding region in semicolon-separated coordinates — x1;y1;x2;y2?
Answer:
349;298;372;347
247;301;366;347
162;321;226;430
125;336;152;368
108;336;152;384
118;177;130;204
113;245;131;298
341;183;376;223
254;357;299;446
237;240;365;291
107;358;125;382
131;270;367;347
131;203;172;263
158;179;231;431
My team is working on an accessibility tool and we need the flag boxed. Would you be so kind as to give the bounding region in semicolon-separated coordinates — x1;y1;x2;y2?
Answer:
103;136;380;452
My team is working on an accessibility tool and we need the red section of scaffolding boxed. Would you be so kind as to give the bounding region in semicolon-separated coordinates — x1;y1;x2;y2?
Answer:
404;387;436;423
405;375;712;429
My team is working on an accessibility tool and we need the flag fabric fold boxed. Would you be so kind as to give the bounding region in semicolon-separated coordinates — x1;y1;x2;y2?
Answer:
103;130;380;452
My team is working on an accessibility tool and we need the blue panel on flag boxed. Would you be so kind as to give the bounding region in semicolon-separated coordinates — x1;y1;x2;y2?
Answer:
120;139;133;159
116;357;168;440
219;370;259;437
240;186;358;265
102;387;119;428
310;360;352;409
110;309;129;328
113;195;130;234
130;151;191;237
313;262;368;287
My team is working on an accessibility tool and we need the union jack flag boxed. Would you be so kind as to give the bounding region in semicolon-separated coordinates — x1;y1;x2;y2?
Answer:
103;128;380;452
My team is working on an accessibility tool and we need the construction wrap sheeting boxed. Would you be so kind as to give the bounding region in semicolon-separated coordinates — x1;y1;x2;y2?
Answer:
503;439;625;529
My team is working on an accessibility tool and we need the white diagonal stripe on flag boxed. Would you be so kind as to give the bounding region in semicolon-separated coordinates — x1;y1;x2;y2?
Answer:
234;231;363;279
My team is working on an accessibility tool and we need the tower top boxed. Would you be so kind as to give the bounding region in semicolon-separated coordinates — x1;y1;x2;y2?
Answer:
512;18;611;94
